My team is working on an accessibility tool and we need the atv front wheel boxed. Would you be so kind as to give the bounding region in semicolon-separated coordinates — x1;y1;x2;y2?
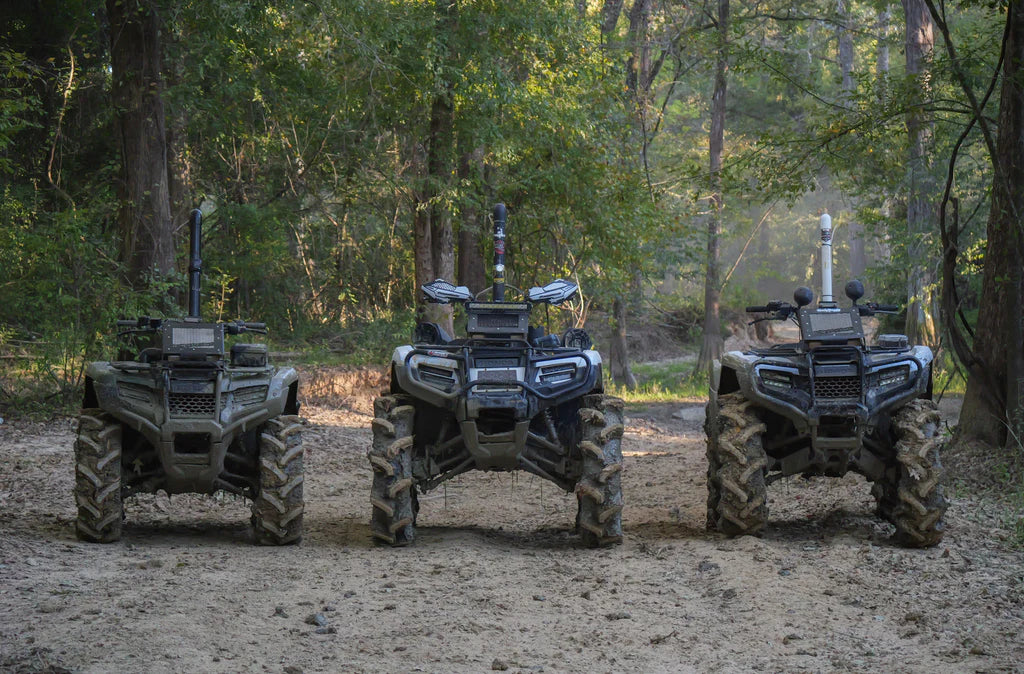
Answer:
704;399;722;530
369;394;417;546
575;394;625;547
252;415;304;545
706;392;769;536
74;409;124;543
872;399;947;547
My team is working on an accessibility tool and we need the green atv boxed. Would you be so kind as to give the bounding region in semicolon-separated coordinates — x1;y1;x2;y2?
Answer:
75;210;303;544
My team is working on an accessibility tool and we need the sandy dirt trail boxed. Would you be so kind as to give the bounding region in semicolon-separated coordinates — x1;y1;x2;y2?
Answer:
1;394;1022;673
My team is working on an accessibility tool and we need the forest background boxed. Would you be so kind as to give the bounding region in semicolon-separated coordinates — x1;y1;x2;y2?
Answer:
0;0;1022;452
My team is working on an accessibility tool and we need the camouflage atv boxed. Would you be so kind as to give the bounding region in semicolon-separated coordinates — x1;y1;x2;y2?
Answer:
706;214;946;547
75;209;303;545
369;204;625;547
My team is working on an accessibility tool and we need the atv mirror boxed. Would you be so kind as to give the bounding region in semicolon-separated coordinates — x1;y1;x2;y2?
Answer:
845;279;865;303
527;279;578;305
794;286;814;307
422;279;473;304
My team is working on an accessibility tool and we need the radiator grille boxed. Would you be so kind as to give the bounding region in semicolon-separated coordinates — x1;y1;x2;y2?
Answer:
169;392;216;417
813;375;861;399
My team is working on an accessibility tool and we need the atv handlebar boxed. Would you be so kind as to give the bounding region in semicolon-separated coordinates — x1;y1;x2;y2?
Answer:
746;300;790;314
225;320;267;335
746;301;796;325
115;317;267;335
746;300;901;323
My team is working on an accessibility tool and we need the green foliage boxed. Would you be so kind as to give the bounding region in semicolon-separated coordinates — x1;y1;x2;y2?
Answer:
609;359;707;403
0;0;1012;416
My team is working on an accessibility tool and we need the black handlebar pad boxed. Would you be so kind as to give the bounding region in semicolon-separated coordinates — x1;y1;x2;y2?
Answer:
875;304;899;312
116;320;137;327
225;320;268;335
747;300;789;314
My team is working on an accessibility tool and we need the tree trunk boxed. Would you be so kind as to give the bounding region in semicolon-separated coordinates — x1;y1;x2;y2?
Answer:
837;0;867;279
754;205;772;341
415;0;457;333
600;0;625;37
609;297;637;390
412;142;435;323
697;0;729;376
877;6;891;77
107;0;174;286
457;149;487;294
902;0;939;348
837;0;855;99
958;3;1024;448
162;17;190;234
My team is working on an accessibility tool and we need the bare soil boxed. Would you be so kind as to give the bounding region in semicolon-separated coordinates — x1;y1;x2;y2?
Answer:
1;390;1022;673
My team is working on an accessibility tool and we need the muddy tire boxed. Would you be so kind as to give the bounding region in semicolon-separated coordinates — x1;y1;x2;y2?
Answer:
74;409;124;543
706;392;769;536
369;394;417;546
872;399;947;547
252;415;304;545
575;394;625;547
704;399;722;530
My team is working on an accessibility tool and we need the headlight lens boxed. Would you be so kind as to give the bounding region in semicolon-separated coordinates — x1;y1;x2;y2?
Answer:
410;355;460;392
759;368;793;390
539;362;576;385
877;366;909;388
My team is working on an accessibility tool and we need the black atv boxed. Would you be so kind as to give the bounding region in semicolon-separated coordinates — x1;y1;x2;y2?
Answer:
705;214;946;547
369;204;625;547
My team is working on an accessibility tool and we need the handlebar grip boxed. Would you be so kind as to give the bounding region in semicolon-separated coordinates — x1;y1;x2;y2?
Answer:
876;304;899;312
243;322;266;330
116;320;137;327
746;306;770;313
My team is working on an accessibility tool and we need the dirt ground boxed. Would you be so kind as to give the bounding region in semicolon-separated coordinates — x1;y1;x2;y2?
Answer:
1;390;1023;674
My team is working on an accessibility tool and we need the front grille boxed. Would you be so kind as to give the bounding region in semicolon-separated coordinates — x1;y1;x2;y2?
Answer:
475;357;519;368
233;385;268;408
813;375;861;399
168;392;217;417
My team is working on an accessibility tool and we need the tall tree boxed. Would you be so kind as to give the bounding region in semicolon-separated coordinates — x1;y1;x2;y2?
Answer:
107;0;174;285
838;0;867;279
413;0;457;332
697;0;729;375
902;0;938;347
952;3;1024;448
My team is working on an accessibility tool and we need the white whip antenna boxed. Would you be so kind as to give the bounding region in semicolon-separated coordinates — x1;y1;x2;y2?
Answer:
819;212;835;307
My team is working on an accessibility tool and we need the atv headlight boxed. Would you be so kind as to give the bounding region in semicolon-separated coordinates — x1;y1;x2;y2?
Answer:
534;356;587;387
539;362;577;385
876;365;910;389
759;368;794;390
410;355;460;393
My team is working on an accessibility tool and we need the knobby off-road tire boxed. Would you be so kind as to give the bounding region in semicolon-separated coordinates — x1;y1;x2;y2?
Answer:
575;394;626;547
74;409;123;543
252;415;304;545
369;394;417;546
706;392;769;536
704;400;722;530
871;399;947;548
